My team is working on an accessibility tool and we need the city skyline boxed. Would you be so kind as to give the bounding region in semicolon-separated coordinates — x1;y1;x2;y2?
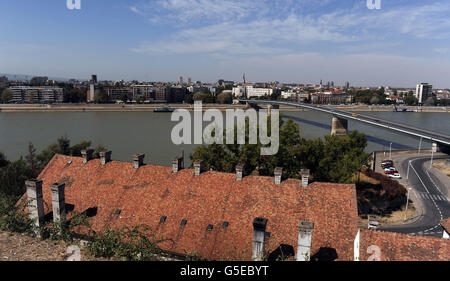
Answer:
1;1;450;87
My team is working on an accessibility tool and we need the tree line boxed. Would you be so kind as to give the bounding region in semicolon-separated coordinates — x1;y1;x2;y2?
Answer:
191;117;370;184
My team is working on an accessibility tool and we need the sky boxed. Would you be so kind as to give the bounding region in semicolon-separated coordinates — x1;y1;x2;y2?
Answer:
1;0;450;88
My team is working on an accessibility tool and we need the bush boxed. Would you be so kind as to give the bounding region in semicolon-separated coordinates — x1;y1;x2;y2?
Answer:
363;170;406;200
0;196;35;235
87;225;165;261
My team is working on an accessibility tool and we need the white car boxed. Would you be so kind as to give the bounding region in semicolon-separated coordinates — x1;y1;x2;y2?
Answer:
389;173;402;179
384;167;397;172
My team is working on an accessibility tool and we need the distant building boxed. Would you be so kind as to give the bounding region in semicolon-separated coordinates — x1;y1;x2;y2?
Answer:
345;81;350;89
179;76;183;85
415;83;433;104
106;88;133;102
187;77;192;85
132;84;156;101
232;86;273;98
9;86;65;103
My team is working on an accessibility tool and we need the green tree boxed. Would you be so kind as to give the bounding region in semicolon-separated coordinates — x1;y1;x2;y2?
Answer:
191;118;369;184
216;91;232;104
1;88;13;102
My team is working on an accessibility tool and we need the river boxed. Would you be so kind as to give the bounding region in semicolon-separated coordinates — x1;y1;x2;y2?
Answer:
0;110;448;166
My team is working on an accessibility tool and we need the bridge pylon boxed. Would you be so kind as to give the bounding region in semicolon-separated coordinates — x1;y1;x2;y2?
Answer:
331;116;348;136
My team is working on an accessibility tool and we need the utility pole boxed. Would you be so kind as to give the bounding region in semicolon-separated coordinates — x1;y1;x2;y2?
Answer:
404;186;412;221
418;137;422;155
406;160;411;181
389;142;392;159
430;147;434;169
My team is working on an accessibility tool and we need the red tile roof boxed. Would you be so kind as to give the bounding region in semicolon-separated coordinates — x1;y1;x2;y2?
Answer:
359;229;450;261
441;219;450;234
31;154;359;260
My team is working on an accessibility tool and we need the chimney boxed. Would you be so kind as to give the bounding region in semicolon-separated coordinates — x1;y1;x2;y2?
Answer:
172;156;184;173
252;217;268;261
50;183;66;222
133;154;145;169
301;169;310;187
25;179;45;229
274;167;283;184
194;160;204;176
296;221;314;261
99;151;112;165
235;163;244;181
81;149;94;164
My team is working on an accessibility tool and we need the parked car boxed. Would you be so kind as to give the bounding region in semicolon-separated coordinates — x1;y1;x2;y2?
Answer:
385;170;399;175
384;167;397;172
389;173;402;179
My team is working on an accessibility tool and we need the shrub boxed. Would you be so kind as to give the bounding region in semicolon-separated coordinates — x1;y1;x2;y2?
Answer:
87;225;165;261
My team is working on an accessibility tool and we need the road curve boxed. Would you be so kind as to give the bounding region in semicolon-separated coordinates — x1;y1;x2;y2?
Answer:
380;156;450;237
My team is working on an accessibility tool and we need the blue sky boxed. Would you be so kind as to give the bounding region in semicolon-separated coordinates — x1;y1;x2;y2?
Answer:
1;0;450;88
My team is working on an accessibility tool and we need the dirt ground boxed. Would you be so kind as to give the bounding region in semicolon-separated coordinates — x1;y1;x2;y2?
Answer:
0;231;101;261
433;159;450;177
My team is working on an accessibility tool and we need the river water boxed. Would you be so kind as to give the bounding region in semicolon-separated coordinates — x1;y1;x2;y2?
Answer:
0;110;448;166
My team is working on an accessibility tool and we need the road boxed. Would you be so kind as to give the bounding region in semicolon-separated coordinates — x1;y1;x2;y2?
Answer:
379;155;450;237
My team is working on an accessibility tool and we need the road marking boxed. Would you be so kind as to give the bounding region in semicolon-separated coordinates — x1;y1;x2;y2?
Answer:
426;169;449;202
409;158;444;233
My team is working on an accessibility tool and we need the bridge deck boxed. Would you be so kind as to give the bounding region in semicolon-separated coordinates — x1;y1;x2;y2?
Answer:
241;100;450;146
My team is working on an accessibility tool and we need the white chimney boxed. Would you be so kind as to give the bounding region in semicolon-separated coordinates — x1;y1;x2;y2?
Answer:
81;149;94;164
50;182;66;222
274;167;283;184
296;221;314;261
301;169;310;187
236;163;244;181
252;217;268;261
25;179;45;229
133;154;145;169
172;156;184;173
99;151;112;165
194;160;204;176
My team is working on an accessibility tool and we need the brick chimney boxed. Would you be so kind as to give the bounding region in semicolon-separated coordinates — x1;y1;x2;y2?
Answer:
99;151;112;165
81;149;94;164
50;183;66;222
252;217;268;261
301;169;310;187
25;179;45;229
172;156;184;173
274;167;283;184
236;163;244;181
133;154;145;169
194;160;204;176
296;221;314;261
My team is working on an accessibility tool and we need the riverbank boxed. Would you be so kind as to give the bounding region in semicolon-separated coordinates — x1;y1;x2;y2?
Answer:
0;103;449;112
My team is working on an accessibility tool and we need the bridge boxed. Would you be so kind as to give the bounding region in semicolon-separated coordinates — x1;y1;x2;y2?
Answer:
240;99;450;153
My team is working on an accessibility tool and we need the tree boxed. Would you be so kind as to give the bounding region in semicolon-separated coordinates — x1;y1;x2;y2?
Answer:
191;117;369;184
424;97;435;106
216;91;232;104
0;152;9;168
370;96;380;105
25;143;40;178
120;93;128;103
1;88;13;102
94;89;109;103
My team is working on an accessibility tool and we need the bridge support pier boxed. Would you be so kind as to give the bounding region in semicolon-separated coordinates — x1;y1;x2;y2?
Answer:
331;116;348;136
433;142;450;154
267;105;272;117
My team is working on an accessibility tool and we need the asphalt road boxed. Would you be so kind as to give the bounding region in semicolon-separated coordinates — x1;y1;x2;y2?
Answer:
380;155;450;237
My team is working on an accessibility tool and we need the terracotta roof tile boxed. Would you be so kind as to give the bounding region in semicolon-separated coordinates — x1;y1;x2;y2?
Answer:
359;229;450;261
30;154;361;260
441;219;450;234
